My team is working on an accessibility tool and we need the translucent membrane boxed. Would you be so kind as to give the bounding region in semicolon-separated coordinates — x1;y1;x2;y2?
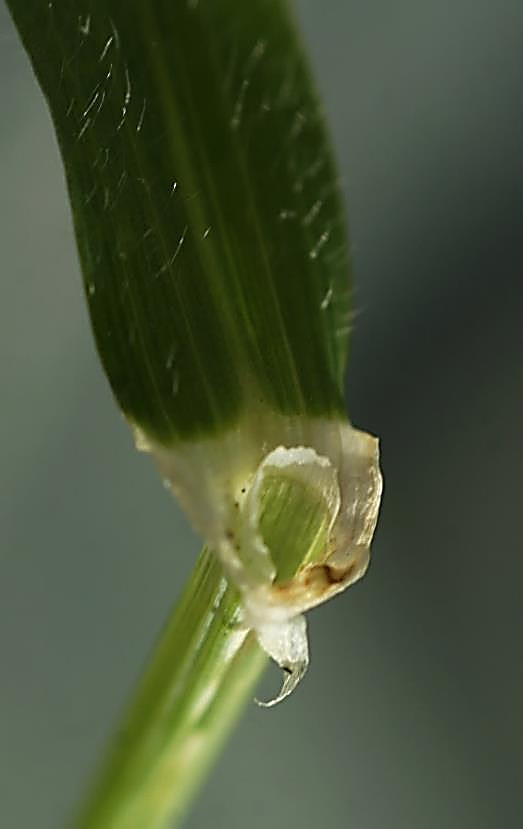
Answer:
135;410;382;704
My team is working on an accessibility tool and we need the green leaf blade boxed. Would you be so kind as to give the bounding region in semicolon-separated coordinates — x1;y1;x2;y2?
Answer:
10;0;352;441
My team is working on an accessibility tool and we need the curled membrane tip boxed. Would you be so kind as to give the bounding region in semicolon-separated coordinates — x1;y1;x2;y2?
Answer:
252;611;309;707
255;659;308;708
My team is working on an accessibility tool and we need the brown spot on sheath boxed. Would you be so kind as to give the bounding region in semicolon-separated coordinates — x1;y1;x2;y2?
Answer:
322;563;356;584
301;562;357;591
267;555;363;622
225;528;234;541
268;558;363;613
273;581;293;594
272;561;356;599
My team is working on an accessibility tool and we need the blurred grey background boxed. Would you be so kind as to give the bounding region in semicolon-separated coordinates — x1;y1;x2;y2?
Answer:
1;1;522;827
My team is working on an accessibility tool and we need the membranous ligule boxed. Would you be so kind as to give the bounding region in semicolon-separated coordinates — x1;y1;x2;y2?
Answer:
133;409;382;705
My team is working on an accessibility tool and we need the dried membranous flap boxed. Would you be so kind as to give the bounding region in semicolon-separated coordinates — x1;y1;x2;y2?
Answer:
133;412;382;704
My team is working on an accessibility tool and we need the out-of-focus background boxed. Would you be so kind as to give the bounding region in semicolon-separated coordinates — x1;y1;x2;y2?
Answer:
1;1;522;827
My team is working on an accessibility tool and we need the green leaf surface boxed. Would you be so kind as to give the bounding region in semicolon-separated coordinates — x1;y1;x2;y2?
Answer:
8;0;353;442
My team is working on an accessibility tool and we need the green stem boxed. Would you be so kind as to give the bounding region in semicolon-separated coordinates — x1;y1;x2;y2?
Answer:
74;471;331;829
75;547;266;829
